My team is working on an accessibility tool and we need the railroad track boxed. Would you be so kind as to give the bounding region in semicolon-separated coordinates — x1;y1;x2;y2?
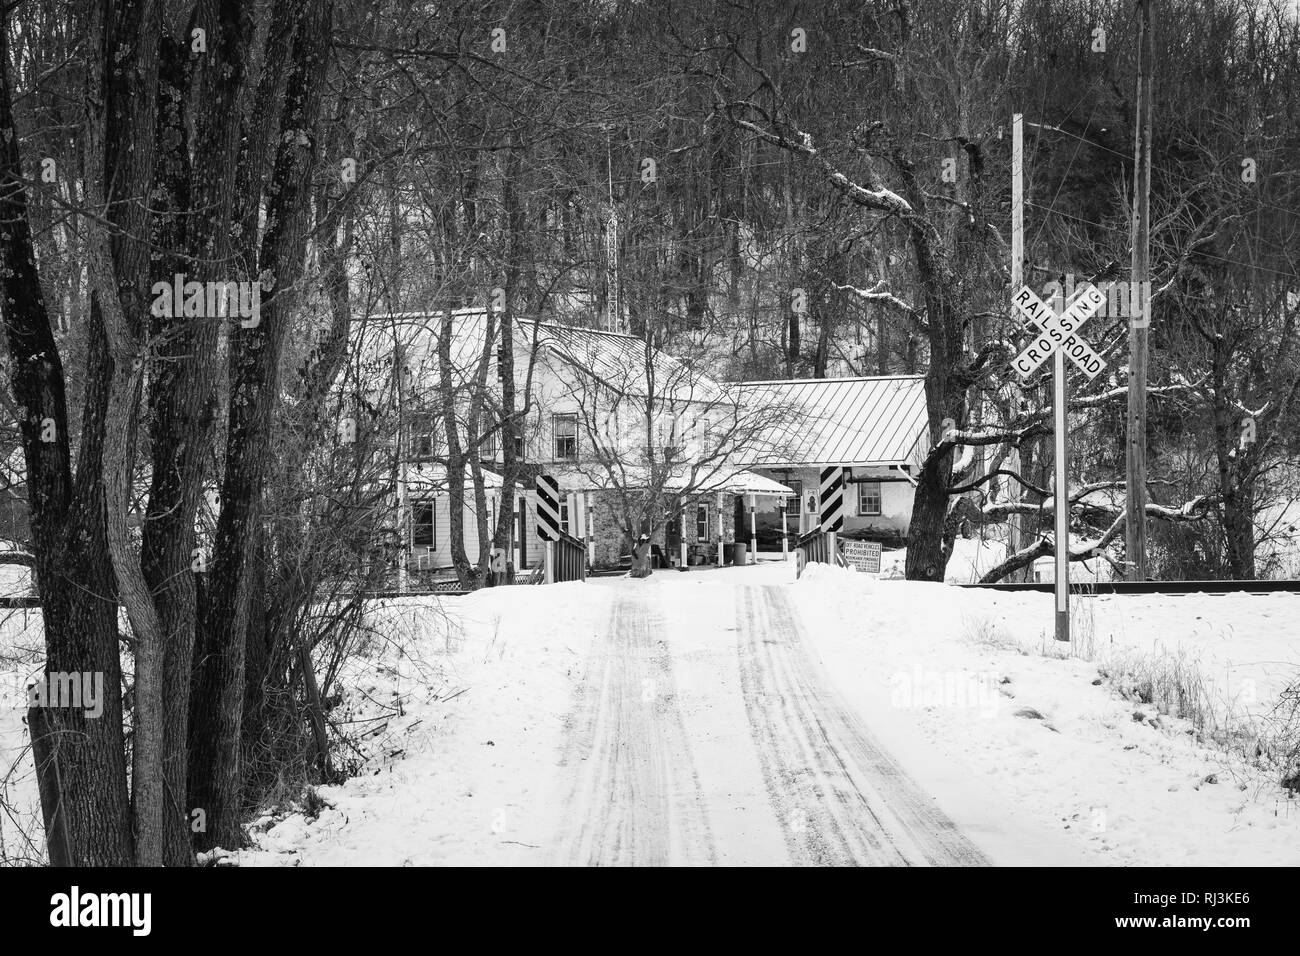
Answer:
959;579;1300;596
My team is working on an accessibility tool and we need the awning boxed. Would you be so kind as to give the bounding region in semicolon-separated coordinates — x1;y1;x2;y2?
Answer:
715;470;794;496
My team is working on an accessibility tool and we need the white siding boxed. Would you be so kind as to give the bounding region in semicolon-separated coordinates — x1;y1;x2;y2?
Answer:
408;492;499;570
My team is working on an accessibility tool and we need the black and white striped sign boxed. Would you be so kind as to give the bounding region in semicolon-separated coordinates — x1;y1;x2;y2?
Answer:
818;466;846;532
535;473;562;541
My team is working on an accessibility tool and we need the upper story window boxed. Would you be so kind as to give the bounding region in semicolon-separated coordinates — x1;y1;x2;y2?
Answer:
553;413;578;460
409;413;436;459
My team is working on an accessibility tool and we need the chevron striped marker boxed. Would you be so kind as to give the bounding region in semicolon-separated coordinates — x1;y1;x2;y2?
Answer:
818;466;846;532
535;474;561;542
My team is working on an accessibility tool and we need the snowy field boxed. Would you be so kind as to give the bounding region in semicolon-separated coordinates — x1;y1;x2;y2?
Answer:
3;556;1299;866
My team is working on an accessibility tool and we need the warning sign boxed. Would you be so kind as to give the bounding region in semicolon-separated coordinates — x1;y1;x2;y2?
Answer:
840;539;882;574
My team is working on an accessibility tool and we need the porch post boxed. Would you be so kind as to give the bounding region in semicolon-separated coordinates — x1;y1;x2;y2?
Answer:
748;492;757;565
781;501;789;561
585;491;595;566
716;491;724;565
680;500;688;569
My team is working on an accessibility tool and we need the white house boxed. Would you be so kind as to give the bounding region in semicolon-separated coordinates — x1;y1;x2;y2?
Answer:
351;310;790;578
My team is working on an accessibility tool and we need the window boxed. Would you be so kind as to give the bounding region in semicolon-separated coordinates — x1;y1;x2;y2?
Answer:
514;434;525;460
784;479;803;514
412;501;435;547
409;414;435;459
857;481;882;516
481;430;497;460
559;497;570;536
553;413;578;460
696;504;709;541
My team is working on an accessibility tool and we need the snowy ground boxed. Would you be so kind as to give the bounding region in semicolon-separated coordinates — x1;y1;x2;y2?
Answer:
3;554;1299;866
792;563;1300;866
234;561;1299;867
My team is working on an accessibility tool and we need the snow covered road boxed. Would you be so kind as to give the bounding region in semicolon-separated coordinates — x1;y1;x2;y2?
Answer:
536;572;1036;865
733;584;987;865
552;591;717;865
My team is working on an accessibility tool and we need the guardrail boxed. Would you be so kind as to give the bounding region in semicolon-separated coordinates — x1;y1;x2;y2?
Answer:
960;579;1300;595
545;530;588;584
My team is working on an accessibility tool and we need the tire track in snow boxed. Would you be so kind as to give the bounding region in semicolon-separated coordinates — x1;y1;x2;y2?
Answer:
553;586;716;866
736;585;988;866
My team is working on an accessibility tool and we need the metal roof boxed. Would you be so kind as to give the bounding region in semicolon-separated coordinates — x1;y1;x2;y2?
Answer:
737;376;930;467
361;310;724;403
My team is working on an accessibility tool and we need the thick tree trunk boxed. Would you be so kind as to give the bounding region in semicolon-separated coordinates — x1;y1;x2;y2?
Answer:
189;0;331;851
629;536;653;578
143;3;257;866
1221;483;1257;579
0;15;133;865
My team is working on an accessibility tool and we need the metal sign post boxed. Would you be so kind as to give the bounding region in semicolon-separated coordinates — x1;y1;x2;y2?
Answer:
1010;284;1108;644
1052;348;1069;642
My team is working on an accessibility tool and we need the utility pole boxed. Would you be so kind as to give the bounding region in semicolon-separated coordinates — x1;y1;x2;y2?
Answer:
605;138;621;333
1126;0;1153;581
1009;113;1026;581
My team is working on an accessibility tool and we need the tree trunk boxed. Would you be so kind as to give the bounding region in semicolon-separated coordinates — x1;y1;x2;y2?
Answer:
189;0;331;851
0;14;133;864
438;311;475;588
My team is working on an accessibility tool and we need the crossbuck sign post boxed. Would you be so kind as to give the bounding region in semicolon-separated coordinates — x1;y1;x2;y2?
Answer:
1011;283;1108;644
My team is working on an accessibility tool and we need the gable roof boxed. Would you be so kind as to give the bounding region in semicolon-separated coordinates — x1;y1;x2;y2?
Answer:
737;375;930;467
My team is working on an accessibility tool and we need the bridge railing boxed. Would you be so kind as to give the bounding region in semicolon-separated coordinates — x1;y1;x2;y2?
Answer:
544;530;588;584
794;529;846;578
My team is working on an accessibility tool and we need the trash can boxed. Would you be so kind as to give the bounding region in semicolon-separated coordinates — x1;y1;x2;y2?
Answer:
732;542;748;565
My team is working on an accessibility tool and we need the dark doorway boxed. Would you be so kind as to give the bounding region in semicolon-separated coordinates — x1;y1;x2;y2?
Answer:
665;514;682;562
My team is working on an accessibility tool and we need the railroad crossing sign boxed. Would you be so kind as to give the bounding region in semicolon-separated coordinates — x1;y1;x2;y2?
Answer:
1011;284;1108;380
1008;281;1110;646
818;467;846;532
535;473;562;541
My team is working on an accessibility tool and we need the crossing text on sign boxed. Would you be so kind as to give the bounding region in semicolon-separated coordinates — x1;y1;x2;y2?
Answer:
1010;284;1108;380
